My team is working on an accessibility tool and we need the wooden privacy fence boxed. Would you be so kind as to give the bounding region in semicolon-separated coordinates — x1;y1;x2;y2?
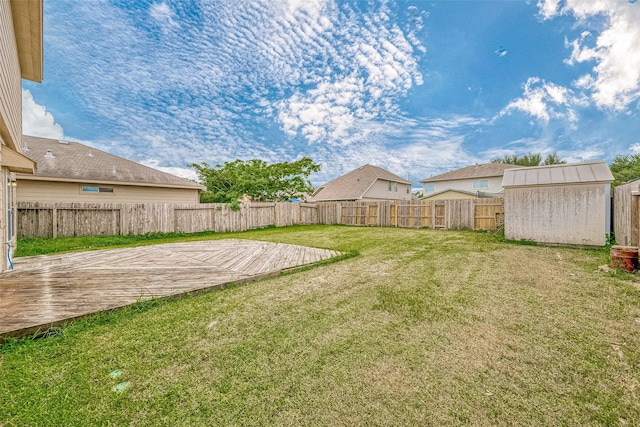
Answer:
17;198;504;238
17;202;319;238
337;198;503;230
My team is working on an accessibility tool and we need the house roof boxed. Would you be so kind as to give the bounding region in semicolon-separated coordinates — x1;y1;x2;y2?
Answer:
420;163;525;183
502;161;614;188
312;164;411;202
18;135;205;190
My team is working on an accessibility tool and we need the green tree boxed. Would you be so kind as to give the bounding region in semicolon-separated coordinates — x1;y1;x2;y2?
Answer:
609;154;640;187
189;157;321;205
542;152;566;165
491;152;566;166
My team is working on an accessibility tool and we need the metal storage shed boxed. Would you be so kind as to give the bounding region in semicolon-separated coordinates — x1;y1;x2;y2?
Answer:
502;161;614;246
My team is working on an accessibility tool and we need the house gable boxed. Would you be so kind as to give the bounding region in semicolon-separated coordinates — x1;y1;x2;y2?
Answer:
312;164;412;202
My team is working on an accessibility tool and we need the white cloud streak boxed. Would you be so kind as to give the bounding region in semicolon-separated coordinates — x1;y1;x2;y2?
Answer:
40;0;427;176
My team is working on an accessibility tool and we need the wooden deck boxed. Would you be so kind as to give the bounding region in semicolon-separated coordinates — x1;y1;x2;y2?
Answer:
0;239;341;339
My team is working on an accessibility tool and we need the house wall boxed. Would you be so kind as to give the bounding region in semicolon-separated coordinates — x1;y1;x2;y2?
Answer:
0;0;21;152
1;0;22;271
363;179;412;201
16;179;201;204
422;190;476;200
423;176;504;196
504;183;609;246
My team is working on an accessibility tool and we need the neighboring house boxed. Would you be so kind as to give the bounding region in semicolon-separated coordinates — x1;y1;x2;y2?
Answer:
502;161;614;246
311;164;412;202
1;0;42;272
420;163;525;199
17;135;205;203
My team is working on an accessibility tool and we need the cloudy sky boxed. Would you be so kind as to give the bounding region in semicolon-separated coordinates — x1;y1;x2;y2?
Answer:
23;0;640;185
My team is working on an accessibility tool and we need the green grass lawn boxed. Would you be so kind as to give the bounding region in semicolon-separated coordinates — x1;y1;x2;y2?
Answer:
2;226;640;425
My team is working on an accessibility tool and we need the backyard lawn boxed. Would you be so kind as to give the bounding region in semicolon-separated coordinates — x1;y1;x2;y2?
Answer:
1;226;639;425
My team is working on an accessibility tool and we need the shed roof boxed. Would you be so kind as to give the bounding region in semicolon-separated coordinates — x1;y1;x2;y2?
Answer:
312;164;411;202
502;161;614;188
18;135;205;190
420;163;525;183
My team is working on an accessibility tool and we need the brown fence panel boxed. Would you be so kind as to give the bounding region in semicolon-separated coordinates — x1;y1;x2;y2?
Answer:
174;204;215;233
17;205;54;238
474;198;505;231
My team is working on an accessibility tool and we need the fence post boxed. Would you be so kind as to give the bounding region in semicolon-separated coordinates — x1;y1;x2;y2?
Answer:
52;208;57;238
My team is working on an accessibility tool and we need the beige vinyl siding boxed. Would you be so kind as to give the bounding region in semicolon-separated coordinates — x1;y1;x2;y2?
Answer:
363;179;412;201
0;0;21;151
17;179;200;203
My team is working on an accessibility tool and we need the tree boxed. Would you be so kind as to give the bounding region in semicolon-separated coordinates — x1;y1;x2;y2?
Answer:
609;154;640;187
189;157;321;205
491;152;566;166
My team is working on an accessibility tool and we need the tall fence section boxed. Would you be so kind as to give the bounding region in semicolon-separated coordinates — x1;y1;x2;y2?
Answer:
17;198;504;238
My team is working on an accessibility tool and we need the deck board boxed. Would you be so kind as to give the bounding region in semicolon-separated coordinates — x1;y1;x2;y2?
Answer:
0;239;341;339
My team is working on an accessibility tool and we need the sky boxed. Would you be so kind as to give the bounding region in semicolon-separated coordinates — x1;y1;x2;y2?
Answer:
22;0;640;186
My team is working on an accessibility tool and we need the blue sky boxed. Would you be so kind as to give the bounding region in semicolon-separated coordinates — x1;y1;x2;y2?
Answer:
22;0;640;186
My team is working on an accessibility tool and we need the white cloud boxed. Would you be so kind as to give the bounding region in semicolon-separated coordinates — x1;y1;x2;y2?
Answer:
149;2;179;33
630;143;640;154
539;0;640;110
21;89;64;140
500;77;577;124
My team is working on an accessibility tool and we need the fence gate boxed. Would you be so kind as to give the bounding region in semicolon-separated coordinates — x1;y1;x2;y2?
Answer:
434;202;445;228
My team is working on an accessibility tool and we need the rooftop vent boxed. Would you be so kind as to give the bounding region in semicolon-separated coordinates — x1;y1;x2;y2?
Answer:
112;166;117;176
58;140;69;145
44;149;55;158
88;151;94;157
22;141;29;151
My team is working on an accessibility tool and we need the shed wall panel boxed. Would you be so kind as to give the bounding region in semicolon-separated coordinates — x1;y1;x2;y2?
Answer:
504;183;607;246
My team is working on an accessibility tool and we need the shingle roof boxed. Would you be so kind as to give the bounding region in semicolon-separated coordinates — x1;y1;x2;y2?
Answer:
420;163;525;183
312;164;411;201
19;135;205;190
502;161;614;187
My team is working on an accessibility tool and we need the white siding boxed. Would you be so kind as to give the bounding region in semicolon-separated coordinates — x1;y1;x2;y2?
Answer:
504;183;608;246
16;179;200;204
363;179;412;201
423;176;504;196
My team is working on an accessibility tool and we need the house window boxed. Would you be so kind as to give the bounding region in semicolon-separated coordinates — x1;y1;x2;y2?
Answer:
406;185;410;194
388;181;392;191
424;183;435;193
82;186;114;193
394;183;398;192
473;180;488;189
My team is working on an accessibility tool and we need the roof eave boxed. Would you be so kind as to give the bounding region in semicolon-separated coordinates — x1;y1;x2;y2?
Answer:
10;0;43;83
